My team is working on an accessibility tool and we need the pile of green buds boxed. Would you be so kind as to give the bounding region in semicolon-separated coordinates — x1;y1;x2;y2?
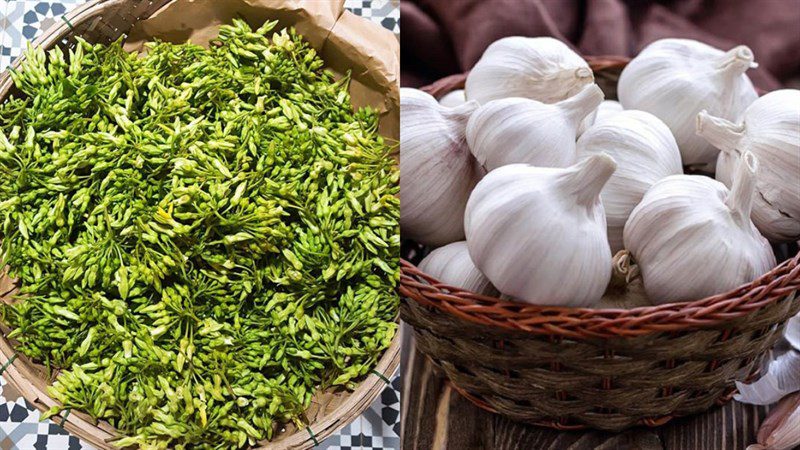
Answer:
0;19;398;449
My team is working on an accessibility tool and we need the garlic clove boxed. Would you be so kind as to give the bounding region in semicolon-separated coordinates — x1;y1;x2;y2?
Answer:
465;36;594;105
576;110;682;252
735;350;800;406
418;241;498;296
464;154;615;307
618;39;758;172
400;88;482;247
466;84;603;172
439;89;467;108
751;391;800;450
624;152;776;304
696;89;800;242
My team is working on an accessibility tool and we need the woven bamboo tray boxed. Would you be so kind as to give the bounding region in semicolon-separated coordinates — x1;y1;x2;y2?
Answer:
400;58;800;432
0;1;399;448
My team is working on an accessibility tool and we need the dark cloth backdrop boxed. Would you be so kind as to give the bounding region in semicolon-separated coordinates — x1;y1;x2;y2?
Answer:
401;0;800;91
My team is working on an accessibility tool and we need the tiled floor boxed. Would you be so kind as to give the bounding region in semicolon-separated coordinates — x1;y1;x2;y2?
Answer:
0;1;400;449
0;0;400;70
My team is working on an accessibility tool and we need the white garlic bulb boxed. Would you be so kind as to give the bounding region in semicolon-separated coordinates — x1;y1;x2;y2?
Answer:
594;100;624;125
465;36;594;105
418;241;498;296
735;350;800;406
576;110;683;252
618;39;758;171
400;88;481;247
466;84;604;171
464;154;616;306
578;100;625;136
439;89;466;108
696;89;800;242
624;152;776;304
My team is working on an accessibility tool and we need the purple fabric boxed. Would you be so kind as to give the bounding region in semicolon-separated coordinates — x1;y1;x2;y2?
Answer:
401;0;800;90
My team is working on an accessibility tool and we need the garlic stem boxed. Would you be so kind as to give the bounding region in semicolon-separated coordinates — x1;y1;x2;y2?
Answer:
574;67;594;83
726;151;758;220
563;153;617;206
696;110;745;153
717;45;758;75
558;84;604;126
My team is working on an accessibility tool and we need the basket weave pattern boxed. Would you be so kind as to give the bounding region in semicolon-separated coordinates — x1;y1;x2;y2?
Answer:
0;1;399;448
400;59;800;431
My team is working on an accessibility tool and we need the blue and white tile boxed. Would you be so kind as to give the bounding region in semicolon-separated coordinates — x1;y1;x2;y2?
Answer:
0;1;83;69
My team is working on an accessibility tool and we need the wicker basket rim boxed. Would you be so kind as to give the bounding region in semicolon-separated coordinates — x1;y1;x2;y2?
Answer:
402;254;800;336
403;58;800;338
0;1;400;449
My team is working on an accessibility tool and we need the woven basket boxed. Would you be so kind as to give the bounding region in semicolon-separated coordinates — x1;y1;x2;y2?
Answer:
0;1;399;448
400;57;800;432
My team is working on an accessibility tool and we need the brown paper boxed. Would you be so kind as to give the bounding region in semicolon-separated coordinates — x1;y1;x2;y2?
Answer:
124;0;399;140
0;265;19;306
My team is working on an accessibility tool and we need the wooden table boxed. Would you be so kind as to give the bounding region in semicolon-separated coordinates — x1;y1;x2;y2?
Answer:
401;330;772;450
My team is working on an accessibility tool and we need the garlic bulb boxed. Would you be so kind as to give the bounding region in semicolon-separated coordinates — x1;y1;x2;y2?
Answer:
466;84;604;171
594;100;624;125
418;241;498;296
578;100;624;136
618;39;758;171
400;88;481;246
465;36;594;105
439;89;466;108
464;154;616;306
696;89;800;242
736;350;800;405
751;391;800;450
624;152;776;304
576;110;682;252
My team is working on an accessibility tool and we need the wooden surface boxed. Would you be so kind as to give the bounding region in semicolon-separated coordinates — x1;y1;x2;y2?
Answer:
401;327;772;450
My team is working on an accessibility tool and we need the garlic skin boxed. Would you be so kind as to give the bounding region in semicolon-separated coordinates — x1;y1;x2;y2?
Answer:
439;89;466;108
400;88;481;246
578;100;624;136
594;100;624;125
418;241;499;296
735;350;800;406
576;110;682;252
786;312;800;351
467;84;604;171
618;39;758;171
465;36;594;105
624;152;776;304
464;154;616;306
696;89;800;242
751;391;800;450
